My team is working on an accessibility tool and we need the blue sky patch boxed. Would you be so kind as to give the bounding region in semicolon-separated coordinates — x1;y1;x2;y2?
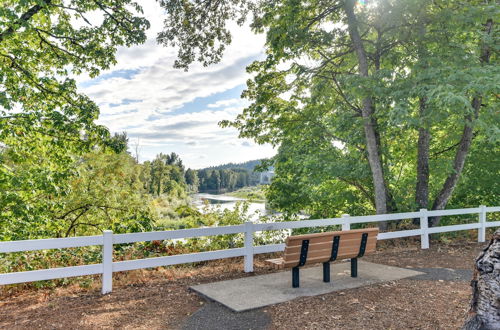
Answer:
79;69;142;88
170;84;245;115
109;98;142;108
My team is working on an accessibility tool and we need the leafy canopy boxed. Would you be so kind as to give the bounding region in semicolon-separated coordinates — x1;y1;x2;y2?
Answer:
219;0;499;216
0;0;150;239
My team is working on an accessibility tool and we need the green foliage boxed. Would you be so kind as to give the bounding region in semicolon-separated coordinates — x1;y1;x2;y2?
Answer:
1;0;150;147
221;0;500;219
170;202;283;251
0;148;158;240
446;136;500;209
146;152;187;196
54;151;156;237
105;132;130;154
184;168;199;192
185;202;250;250
157;0;251;69
206;159;265;171
0;0;152;240
0;132;76;240
197;167;261;193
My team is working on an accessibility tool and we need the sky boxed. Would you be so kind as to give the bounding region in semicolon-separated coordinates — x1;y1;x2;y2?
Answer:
76;2;276;169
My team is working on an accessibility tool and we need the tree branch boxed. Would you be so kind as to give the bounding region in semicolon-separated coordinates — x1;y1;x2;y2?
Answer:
0;0;52;44
338;177;375;208
58;204;91;220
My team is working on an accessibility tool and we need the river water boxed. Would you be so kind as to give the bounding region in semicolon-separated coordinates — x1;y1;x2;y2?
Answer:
191;193;270;221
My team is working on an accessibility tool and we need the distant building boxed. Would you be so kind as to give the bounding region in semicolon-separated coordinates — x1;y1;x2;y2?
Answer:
259;170;275;184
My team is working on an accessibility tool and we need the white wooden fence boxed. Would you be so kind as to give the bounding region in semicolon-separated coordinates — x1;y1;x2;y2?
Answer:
1;206;499;294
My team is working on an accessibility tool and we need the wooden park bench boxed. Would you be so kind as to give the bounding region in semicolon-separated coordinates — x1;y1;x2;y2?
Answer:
266;228;379;288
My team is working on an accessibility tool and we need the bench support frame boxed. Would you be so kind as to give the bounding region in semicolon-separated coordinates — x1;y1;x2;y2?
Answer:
351;258;358;277
292;267;300;288
323;262;330;282
350;232;368;278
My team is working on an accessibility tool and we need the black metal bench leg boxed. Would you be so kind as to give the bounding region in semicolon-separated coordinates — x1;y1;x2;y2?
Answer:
292;267;300;288
323;262;330;282
351;258;358;278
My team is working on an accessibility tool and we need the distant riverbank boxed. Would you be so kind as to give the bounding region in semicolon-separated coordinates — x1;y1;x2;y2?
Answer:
225;186;266;202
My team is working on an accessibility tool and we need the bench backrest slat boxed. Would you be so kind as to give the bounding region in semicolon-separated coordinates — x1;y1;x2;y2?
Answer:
282;228;378;268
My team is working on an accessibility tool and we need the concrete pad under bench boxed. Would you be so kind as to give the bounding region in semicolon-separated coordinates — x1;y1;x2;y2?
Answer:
190;261;423;312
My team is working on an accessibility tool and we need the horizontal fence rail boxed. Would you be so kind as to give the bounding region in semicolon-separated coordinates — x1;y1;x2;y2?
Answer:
0;206;498;294
0;235;103;253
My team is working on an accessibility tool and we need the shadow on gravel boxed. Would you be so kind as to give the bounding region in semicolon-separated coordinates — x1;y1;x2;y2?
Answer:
181;300;270;330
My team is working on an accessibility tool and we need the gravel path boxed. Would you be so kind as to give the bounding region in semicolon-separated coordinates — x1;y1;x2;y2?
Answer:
181;301;271;330
409;268;473;282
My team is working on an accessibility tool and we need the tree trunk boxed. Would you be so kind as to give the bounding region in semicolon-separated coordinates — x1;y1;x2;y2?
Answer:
430;18;493;227
415;97;430;211
463;229;500;330
430;105;478;223
414;17;430;225
344;0;389;229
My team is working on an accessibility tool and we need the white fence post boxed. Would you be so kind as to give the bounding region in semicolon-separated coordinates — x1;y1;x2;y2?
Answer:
244;221;254;272
102;230;113;294
478;205;486;243
341;214;351;231
420;209;429;249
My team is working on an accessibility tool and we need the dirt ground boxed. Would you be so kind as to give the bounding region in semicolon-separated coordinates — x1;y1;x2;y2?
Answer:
364;239;483;269
268;280;470;330
0;240;484;329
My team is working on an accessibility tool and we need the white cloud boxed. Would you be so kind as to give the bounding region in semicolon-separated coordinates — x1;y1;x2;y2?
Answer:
76;1;275;168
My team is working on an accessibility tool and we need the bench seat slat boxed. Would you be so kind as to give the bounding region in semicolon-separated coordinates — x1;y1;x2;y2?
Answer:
283;254;356;267
266;252;368;270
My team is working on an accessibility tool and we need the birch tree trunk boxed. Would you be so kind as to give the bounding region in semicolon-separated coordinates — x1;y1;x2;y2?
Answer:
463;229;500;330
